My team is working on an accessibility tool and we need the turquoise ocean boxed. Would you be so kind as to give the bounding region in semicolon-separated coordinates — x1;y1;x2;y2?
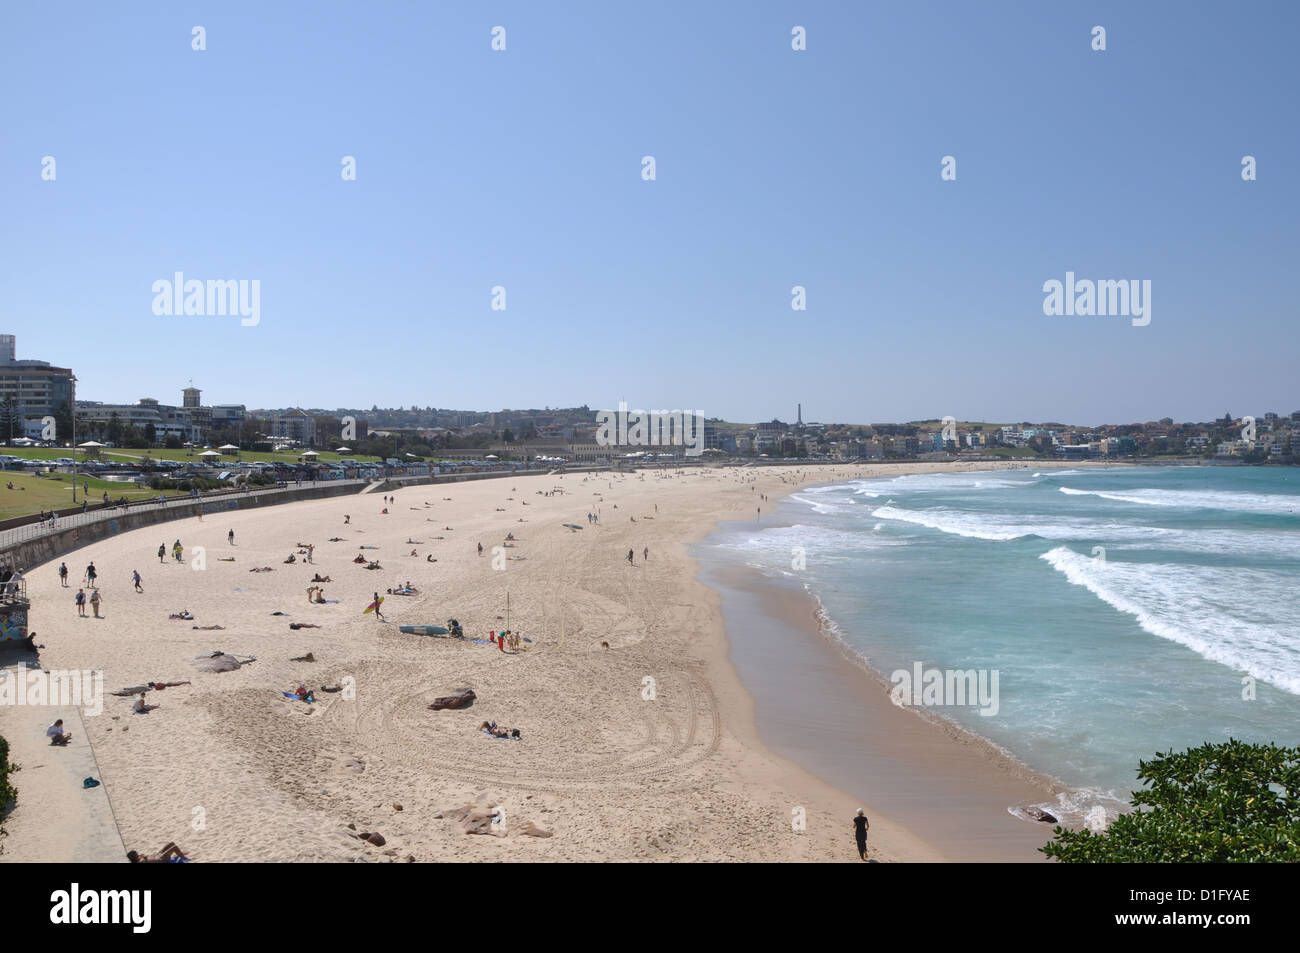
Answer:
696;465;1300;820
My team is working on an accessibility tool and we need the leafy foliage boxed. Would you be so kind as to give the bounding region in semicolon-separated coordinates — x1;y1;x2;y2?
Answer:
1042;740;1300;862
0;733;18;853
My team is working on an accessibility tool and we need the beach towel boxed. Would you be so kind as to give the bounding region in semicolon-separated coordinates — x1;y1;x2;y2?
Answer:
283;692;315;703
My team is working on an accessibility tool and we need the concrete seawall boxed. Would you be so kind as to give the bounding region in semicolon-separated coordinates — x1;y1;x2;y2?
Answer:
2;481;363;572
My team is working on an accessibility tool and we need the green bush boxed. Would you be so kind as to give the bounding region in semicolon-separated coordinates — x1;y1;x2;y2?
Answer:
1042;740;1300;862
0;733;18;853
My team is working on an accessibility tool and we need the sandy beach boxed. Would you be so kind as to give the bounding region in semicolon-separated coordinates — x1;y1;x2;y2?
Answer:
1;461;1096;863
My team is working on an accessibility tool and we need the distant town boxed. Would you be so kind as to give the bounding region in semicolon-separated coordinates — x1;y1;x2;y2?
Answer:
2;334;1295;466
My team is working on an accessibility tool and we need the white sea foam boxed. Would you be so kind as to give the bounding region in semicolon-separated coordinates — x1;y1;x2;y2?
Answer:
869;506;1175;544
1039;547;1300;695
872;506;1031;540
789;492;850;515
1060;486;1300;514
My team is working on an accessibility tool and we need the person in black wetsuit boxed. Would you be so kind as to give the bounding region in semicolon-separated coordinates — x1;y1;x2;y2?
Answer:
853;809;870;860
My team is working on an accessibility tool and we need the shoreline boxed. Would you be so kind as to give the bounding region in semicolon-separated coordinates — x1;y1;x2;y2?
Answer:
1;460;1112;863
694;460;1122;861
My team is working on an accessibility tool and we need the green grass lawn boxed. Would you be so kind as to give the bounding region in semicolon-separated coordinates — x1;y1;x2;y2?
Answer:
0;471;161;520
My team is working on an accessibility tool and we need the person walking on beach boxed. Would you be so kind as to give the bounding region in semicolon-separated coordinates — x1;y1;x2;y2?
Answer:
58;562;68;587
173;540;183;563
372;592;384;622
643;546;649;561
853;809;870;860
90;589;102;618
228;529;235;545
627;548;634;565
75;588;87;617
132;570;143;593
158;543;166;564
85;562;97;588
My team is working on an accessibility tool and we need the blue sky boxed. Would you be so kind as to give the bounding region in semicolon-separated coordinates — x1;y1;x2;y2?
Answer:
2;1;1296;425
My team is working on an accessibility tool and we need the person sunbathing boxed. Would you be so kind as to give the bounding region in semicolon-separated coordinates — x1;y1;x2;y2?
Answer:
250;566;274;572
426;555;437;562
169;610;194;620
320;683;344;693
293;685;315;702
47;719;73;745
132;693;160;714
191;624;225;630
311;574;332;582
365;561;382;570
283;554;296;563
352;555;367;564
150;680;191;689
328;536;344;542
289;624;321;632
409;549;418;556
127;843;188;863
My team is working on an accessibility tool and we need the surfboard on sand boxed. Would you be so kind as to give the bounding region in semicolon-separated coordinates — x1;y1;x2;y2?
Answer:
363;596;384;614
399;624;449;636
